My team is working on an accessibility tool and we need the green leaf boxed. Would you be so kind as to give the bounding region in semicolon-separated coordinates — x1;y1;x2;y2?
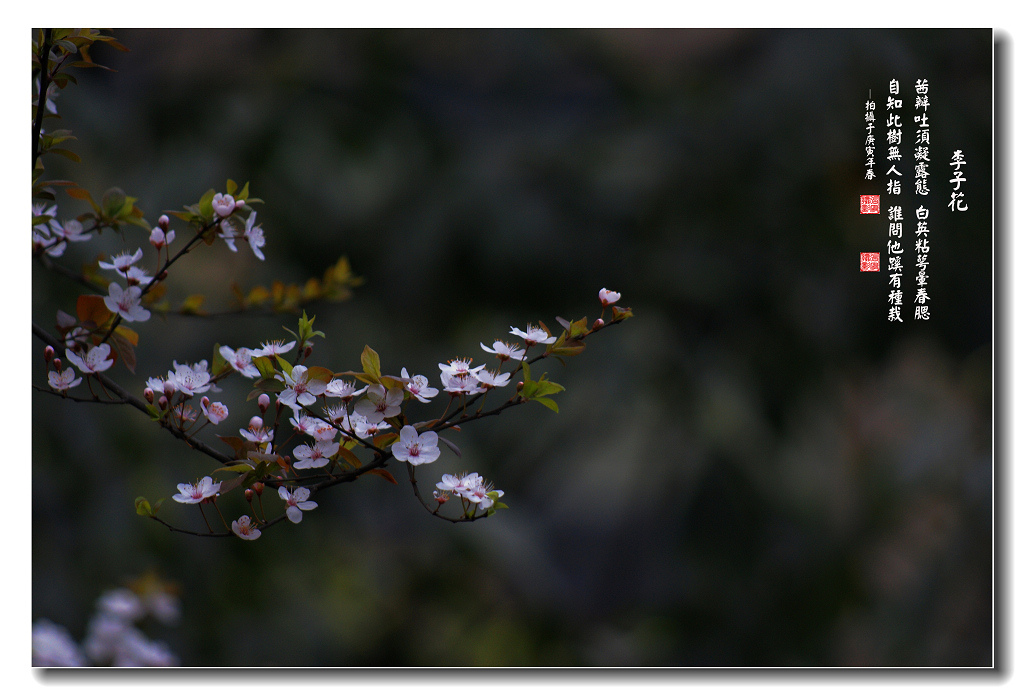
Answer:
101;187;127;218
214;462;258;475
547;331;586;357
134;496;153;517
611;306;634;321
379;375;405;391
337;447;363;469
534;396;560;413
275;356;294;376
373;432;399;449
569;317;589;338
109;331;137;374
365;468;398;485
360;345;382;382
531;378;565;398
226;179;237;196
48;148;81;163
197;189;216;219
211;343;229;376
180;294;206;315
252;355;277;379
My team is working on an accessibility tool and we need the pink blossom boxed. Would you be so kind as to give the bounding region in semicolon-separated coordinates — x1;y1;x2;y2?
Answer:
509;324;555;346
292;440;340;469
400;368;439;403
231;515;261;540
353;384;404;424
98;249;144;276
480;340;525;363
438;357;485;378
278;486;317;524
65;344;114;374
278;364;328;412
599;288;621;306
48;367;82;391
104;283;151;322
252;339;296;358
212;193;236;218
324;379;367;401
476;368;511;390
440;371;484;396
391;425;440;466
167;360;211;396
172;476;221;504
242;211;266;261
200;399;229;424
219;345;260;378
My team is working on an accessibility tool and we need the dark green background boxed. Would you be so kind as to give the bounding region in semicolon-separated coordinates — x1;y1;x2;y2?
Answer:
33;29;993;666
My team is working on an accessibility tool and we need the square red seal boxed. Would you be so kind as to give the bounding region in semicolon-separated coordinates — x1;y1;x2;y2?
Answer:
860;195;880;214
860;252;880;272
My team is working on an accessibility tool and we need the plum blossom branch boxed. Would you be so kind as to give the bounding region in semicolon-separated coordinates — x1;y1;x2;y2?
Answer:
33;322;233;466
33;383;129;405
98;222;218;345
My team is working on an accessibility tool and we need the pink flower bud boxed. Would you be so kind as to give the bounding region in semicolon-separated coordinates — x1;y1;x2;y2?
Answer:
144;388;154;404
244;489;254;503
516;381;524;392
592;318;605;330
258;394;270;413
149;227;166;248
158;395;169;409
44;345;55;363
163;380;176;397
158;214;170;231
52;357;61;371
252;482;264;496
234;199;245;210
249;416;264;431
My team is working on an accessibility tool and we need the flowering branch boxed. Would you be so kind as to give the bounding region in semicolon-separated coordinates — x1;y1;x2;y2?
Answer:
32;29;635;545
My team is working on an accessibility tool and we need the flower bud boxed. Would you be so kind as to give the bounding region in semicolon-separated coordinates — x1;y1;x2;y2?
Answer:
234;199;245;210
516;381;524;392
252;482;264;496
244;489;254;503
249;416;264;431
258;394;270;413
592;318;604;330
149;227;165;248
144;388;154;404
304;346;313;359
52;357;61;371
44;345;55;363
163;381;176;397
158;214;170;231
158;395;169;410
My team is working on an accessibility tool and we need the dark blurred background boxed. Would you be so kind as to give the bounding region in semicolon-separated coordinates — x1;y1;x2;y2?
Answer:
32;29;992;666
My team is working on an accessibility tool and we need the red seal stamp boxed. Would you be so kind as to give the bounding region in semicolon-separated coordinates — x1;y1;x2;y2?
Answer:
860;252;880;272
860;195;880;214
